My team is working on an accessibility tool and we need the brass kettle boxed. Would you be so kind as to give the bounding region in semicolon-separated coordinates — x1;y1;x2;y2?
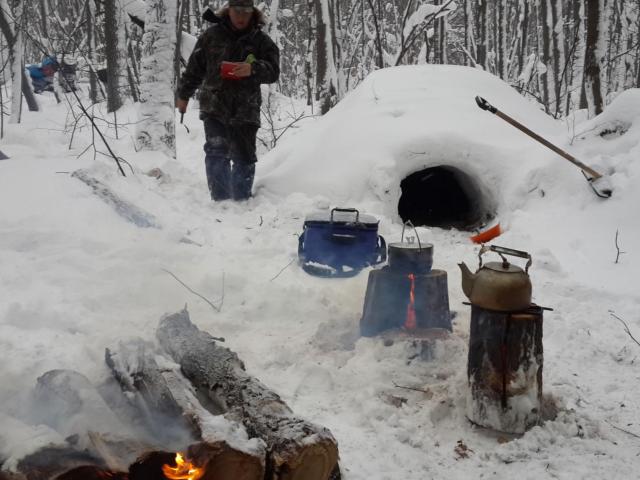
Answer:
458;245;532;312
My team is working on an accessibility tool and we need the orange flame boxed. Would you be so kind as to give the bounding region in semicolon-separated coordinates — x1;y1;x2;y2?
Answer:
404;274;417;330
162;453;204;480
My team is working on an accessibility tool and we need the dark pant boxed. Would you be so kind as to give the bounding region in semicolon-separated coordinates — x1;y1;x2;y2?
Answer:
203;117;258;201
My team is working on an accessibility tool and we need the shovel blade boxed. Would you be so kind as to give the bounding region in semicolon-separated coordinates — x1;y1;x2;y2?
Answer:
585;172;613;198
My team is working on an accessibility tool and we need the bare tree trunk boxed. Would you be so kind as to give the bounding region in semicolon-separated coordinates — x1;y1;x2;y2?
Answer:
136;0;178;157
104;0;123;112
549;0;564;116
314;0;338;114
366;0;384;68
305;0;314;107
476;0;487;69
464;0;474;66
86;0;100;103
539;0;551;110
584;0;605;116
518;0;530;76
0;0;38;113
8;0;23;123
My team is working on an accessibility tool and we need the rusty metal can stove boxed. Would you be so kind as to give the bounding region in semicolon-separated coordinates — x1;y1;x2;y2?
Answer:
360;224;451;337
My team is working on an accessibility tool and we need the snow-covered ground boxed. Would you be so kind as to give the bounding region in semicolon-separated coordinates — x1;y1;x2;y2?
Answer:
1;66;639;479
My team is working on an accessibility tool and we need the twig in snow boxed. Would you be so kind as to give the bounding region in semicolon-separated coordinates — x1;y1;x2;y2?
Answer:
392;381;431;394
259;215;264;227
270;258;296;282
606;420;640;439
610;311;640;348
162;268;223;313
615;229;626;264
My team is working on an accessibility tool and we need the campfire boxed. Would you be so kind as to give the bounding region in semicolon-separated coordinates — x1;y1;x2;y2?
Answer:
361;238;451;338
0;310;339;480
162;453;204;480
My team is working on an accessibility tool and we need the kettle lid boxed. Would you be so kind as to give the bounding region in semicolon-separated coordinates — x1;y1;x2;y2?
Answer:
483;261;524;273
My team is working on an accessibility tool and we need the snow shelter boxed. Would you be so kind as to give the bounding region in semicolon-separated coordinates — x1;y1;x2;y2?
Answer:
398;165;492;230
258;65;561;231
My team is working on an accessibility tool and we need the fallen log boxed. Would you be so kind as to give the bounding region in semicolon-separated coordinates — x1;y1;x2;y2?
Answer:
157;309;340;480
33;370;151;468
105;339;200;444
106;340;265;480
71;170;160;229
0;412;70;475
54;466;128;480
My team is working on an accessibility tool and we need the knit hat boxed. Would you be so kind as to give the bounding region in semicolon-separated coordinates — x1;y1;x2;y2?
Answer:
229;0;254;12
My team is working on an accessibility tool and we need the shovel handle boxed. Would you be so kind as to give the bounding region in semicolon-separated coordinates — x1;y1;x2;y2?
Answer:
475;96;603;180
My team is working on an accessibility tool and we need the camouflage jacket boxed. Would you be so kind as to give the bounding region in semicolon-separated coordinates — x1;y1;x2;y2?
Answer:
177;11;280;126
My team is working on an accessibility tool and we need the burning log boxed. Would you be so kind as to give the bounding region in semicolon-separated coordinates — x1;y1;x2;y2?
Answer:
105;339;200;444
14;447;105;480
32;370;152;471
467;304;544;433
157;309;340;480
34;370;133;441
55;466;128;479
106;341;266;480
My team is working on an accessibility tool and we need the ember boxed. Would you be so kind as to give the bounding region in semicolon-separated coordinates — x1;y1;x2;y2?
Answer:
162;453;204;480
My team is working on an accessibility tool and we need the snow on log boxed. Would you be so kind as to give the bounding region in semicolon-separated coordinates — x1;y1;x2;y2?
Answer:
72;170;160;229
105;339;200;443
106;340;266;480
157;309;340;480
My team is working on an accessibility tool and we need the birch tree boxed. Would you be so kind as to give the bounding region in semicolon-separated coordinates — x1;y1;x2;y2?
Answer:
135;0;178;158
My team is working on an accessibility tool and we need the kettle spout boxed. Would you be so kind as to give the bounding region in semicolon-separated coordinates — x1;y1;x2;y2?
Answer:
458;262;475;300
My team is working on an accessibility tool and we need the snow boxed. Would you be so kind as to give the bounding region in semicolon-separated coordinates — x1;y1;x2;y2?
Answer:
1;67;639;478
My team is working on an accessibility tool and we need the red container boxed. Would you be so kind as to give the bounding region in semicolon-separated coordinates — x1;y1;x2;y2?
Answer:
220;61;241;80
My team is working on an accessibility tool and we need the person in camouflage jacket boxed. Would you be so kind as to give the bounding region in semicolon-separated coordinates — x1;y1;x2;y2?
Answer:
176;0;280;201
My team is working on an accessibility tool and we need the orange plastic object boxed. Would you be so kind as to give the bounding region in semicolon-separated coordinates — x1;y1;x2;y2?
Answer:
470;223;502;244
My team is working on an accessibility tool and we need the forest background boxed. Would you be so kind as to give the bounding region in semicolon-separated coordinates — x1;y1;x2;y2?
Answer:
1;0;639;157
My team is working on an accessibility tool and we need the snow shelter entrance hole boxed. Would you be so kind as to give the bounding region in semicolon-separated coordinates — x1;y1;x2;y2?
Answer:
398;166;493;231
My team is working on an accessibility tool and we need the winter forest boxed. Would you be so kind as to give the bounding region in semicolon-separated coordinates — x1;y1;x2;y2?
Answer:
2;0;640;479
1;0;640;138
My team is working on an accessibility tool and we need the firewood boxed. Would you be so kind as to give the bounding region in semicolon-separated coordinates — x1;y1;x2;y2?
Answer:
157;309;340;480
34;370;151;468
187;442;264;480
105;339;201;443
16;447;104;480
128;451;175;480
106;340;266;480
54;466;128;480
34;370;132;441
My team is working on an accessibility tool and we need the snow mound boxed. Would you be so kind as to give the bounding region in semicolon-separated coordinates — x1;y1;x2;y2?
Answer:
257;65;563;221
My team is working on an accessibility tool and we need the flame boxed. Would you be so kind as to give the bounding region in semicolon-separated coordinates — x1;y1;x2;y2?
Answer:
404;273;417;330
162;453;205;480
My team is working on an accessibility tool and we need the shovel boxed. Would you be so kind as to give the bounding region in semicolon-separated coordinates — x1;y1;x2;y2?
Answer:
475;96;612;198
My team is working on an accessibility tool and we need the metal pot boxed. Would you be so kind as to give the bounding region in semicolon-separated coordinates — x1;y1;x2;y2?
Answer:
388;222;433;274
458;245;532;312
